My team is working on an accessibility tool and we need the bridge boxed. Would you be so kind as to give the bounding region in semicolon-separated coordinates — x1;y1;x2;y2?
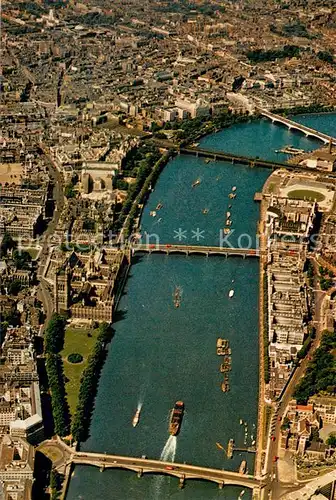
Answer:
132;243;262;258
180;146;289;169
259;108;336;146
71;451;266;491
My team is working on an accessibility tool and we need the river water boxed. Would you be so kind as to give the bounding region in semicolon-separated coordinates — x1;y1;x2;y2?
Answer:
66;114;335;500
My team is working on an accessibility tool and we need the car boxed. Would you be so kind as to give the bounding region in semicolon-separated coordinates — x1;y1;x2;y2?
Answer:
273;456;278;463
278;417;282;422
271;436;276;442
149;244;155;248
165;466;174;470
166;244;172;248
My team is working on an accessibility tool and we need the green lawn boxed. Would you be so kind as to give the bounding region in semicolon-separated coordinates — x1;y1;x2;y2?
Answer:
61;327;99;416
287;189;325;202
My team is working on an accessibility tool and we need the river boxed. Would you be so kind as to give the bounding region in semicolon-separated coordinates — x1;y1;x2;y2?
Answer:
66;113;335;500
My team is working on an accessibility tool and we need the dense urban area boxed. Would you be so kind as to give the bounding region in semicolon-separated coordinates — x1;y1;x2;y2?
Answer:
0;0;336;499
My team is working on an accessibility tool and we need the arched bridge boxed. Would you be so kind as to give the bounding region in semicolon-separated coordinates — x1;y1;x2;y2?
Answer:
259;108;336;145
132;243;262;257
71;451;266;490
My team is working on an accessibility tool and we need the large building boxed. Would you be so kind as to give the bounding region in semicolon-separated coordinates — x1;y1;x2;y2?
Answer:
265;198;316;400
54;248;130;322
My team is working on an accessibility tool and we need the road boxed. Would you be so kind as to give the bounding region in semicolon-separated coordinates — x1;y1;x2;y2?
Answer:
262;282;326;499
36;146;65;326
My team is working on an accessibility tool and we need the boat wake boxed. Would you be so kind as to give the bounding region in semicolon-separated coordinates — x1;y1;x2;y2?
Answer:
160;435;177;462
150;436;177;499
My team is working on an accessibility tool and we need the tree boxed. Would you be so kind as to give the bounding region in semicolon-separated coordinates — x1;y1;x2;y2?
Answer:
13;250;32;270
326;433;336;447
44;313;66;354
8;280;22;296
0;233;16;256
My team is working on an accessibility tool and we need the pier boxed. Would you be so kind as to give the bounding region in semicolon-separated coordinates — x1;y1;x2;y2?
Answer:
132;244;262;258
259;108;336;146
70;451;266;490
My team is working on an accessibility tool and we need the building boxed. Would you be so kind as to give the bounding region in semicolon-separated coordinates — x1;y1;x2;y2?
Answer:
54;248;130;322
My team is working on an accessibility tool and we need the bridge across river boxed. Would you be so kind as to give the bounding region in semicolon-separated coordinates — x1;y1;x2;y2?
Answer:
132;243;262;257
259;108;336;146
71;451;266;491
180;146;288;169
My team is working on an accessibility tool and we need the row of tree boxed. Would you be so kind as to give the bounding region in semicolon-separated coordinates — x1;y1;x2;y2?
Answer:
45;313;67;355
124;153;171;238
45;354;70;436
71;323;113;442
294;330;336;404
44;314;70;437
112;144;162;232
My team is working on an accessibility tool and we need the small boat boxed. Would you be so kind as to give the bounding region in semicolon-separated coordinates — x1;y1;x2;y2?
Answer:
228;204;232;209
240;419;244;425
150;211;157;217
221;381;230;392
192;178;201;188
132;408;141;427
239;490;245;498
226;211;231;218
227;439;234;458
229;289;234;298
239;460;247;474
223;228;231;235
226;219;232;226
228;193;236;199
232;186;237;192
174;286;182;308
216;442;224;450
202;208;209;214
204;158;211;164
252;440;256;446
156;203;163;210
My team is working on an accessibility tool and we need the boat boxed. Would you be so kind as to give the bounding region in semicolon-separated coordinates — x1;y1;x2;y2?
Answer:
156;203;163;210
228;193;236;199
192;178;201;188
232;186;237;192
132;408;141;427
227;438;234;458
204;158;211;164
226;211;231;218
228;204;232;209
216;442;224;450
169;401;184;436
220;363;231;373
239;490;245;498
226;219;232;226
223;228;231;235
221;381;230;392
174;286;181;308
240;419;244;425
239;460;247;474
202;208;209;214
150;210;157;217
229;289;234;298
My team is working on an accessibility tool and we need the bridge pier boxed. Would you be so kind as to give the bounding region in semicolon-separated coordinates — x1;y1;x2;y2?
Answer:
100;465;105;472
178;475;185;489
137;469;143;478
218;481;224;489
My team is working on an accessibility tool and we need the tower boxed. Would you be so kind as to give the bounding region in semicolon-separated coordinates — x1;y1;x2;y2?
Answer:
55;266;70;313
